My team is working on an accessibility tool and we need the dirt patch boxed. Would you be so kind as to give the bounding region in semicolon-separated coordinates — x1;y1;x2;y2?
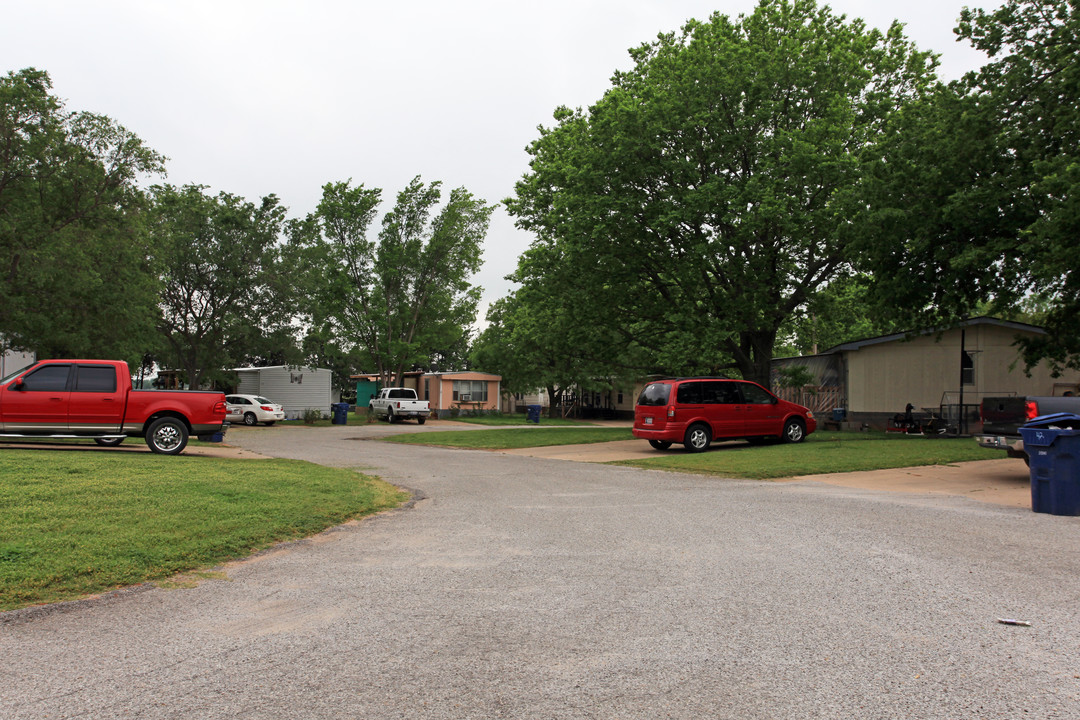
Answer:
501;442;1033;509
0;439;272;460
783;458;1032;508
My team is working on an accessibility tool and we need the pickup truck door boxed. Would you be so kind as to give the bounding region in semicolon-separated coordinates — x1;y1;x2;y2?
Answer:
69;364;125;432
0;363;73;431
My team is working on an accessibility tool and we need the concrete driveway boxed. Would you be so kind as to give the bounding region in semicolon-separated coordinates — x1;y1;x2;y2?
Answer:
3;422;1078;719
201;419;1035;509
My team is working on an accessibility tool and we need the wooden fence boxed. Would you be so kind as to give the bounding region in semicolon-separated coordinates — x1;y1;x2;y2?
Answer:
773;386;844;415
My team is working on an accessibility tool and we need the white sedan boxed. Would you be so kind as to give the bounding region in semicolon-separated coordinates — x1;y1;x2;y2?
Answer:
225;394;286;426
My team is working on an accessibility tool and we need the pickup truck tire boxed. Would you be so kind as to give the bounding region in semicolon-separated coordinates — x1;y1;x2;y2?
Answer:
94;437;125;447
243;413;258;426
146;417;189;455
417;417;426;425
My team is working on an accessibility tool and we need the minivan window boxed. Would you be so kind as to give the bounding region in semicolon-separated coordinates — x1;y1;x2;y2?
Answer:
702;381;741;404
637;383;671;406
676;382;701;404
740;382;775;404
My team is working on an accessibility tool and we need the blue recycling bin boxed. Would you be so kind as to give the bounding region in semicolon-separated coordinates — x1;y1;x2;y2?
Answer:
331;402;350;425
526;405;541;424
1019;413;1080;516
831;408;846;422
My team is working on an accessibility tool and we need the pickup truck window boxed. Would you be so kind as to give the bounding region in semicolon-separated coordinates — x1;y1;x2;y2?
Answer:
75;365;117;393
387;389;416;399
21;364;71;391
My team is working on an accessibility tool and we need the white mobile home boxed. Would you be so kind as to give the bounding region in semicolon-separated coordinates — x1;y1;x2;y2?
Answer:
233;366;335;420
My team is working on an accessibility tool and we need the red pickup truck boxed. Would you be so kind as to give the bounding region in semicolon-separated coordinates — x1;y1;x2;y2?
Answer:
0;359;228;455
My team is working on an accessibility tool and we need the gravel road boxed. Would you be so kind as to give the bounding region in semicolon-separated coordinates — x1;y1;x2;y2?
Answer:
3;423;1079;719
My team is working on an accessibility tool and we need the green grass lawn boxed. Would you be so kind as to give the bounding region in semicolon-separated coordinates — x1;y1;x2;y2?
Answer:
384;426;633;449
0;449;406;611
382;427;1002;479
439;413;598;426
615;431;1004;479
291;411;596;428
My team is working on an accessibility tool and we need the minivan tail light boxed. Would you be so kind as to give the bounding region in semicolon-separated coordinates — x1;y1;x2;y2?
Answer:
1026;400;1038;421
667;407;676;418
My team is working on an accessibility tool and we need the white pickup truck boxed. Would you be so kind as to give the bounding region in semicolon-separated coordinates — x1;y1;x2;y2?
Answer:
369;387;431;424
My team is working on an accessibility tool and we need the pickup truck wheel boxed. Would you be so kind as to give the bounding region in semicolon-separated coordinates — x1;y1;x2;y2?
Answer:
243;412;258;426
417;417;426;425
146;417;189;455
94;437;125;447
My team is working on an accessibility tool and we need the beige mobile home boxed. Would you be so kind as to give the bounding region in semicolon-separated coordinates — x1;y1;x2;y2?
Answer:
774;317;1080;429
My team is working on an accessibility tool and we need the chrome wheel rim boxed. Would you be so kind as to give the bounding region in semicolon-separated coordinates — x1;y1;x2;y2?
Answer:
154;424;181;450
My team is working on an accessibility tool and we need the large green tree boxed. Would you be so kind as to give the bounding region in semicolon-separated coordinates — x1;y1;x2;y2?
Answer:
0;68;165;362
301;177;492;385
150;184;290;389
506;0;937;386
858;0;1079;371
776;274;906;356
470;281;629;413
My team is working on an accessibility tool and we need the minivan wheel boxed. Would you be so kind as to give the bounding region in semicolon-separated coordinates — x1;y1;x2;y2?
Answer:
649;439;672;450
782;419;806;443
684;424;712;452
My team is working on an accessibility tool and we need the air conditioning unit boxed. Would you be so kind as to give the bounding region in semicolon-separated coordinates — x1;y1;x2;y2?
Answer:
460;394;471;402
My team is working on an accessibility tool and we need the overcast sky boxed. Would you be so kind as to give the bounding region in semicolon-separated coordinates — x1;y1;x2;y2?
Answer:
3;0;991;323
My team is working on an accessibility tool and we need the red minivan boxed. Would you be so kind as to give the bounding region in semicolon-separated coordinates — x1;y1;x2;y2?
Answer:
632;377;816;452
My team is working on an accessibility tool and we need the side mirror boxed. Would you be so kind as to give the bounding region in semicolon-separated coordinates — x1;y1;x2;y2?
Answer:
11;381;25;391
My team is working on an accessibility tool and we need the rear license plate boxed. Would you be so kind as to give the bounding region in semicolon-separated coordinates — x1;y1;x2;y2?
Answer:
644;417;653;425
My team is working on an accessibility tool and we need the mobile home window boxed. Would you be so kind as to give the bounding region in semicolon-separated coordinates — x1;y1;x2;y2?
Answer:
452;380;487;402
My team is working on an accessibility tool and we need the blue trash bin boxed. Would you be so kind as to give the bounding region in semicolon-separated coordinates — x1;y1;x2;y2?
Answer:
526;405;541;424
1019;413;1080;516
331;402;350;425
831;408;846;423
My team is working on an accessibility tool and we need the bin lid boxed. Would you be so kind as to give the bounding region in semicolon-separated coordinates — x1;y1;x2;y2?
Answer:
1019;425;1080;447
1023;412;1080;429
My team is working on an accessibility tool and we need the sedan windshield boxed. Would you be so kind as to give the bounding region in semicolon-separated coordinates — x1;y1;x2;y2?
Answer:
637;383;671;407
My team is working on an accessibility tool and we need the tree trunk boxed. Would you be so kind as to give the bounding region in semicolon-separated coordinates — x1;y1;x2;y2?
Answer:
731;329;777;388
